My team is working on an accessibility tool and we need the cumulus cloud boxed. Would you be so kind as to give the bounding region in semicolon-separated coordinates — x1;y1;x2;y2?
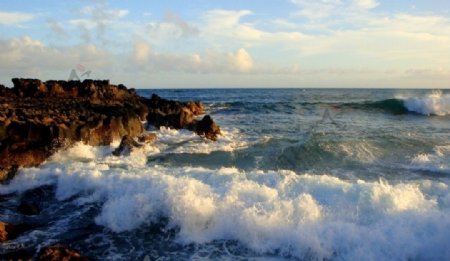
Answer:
131;46;255;75
228;48;254;72
0;36;111;81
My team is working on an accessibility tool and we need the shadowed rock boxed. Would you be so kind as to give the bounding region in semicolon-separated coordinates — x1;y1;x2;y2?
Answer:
0;221;18;242
144;94;220;140
0;79;148;182
112;135;142;156
189;115;221;141
36;244;89;261
0;79;221;183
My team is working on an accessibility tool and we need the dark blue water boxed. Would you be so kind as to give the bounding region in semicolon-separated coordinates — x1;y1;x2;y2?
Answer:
1;88;449;260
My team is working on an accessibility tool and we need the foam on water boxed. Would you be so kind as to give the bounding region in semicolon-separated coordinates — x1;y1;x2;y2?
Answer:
155;127;249;154
410;145;450;174
2;141;449;260
403;90;450;116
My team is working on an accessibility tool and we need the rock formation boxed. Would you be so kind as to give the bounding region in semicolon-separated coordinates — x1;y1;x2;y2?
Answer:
144;94;220;140
0;78;222;260
0;78;221;182
36;244;89;261
0;79;147;181
0;221;18;242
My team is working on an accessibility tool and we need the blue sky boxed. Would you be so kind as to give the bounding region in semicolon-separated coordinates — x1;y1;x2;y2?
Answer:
1;0;449;88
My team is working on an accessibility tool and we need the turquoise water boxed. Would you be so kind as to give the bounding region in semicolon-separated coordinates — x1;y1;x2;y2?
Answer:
1;88;449;260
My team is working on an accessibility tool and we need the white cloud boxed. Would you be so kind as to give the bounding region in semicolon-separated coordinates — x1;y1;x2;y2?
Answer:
0;11;34;25
203;9;253;29
291;0;378;19
228;48;254;72
0;36;111;80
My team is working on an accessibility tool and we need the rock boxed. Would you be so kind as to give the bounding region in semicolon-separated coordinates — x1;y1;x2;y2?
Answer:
0;79;148;171
17;201;40;216
36;244;89;261
0;165;18;184
0;221;18;242
144;94;220;140
144;94;203;129
112;135;142;156
190;115;221;141
138;133;157;143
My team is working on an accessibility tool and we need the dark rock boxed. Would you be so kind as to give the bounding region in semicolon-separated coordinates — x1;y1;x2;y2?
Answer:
0;79;148;171
0;221;19;242
17;201;40;216
144;94;220;140
0;165;18;184
36;244;89;261
112;135;142;156
190;115;221;141
144;94;204;130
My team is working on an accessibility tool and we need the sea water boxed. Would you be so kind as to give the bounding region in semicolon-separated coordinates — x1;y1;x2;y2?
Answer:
1;89;449;260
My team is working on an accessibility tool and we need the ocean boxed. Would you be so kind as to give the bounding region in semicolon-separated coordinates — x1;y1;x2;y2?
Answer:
1;88;450;260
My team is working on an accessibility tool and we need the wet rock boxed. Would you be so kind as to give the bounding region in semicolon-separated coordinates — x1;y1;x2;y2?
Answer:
112;135;142;156
190;115;221;141
145;94;203;129
144;94;220;140
0;79;148;171
36;244;89;261
0;165;18;184
138;133;157;143
0;221;18;242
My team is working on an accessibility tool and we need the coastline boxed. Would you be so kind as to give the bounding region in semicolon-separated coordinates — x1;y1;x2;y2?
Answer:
0;78;220;260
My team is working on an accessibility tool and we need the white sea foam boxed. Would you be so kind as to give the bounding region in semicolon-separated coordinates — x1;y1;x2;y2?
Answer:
1;142;449;260
403;90;450;116
155;126;249;154
410;145;450;173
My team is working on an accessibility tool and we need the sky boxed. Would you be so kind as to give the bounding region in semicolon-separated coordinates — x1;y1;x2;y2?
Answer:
0;0;449;88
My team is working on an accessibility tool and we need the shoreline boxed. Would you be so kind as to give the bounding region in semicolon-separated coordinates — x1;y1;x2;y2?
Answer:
0;78;220;260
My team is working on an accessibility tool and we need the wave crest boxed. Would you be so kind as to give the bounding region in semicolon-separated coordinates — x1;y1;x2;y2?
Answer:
403;90;450;116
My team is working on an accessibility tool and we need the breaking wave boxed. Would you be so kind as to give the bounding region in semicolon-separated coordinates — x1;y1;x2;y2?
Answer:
1;142;449;260
338;90;450;116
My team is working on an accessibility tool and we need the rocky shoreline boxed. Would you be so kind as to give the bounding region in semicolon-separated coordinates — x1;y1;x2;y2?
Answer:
0;78;220;260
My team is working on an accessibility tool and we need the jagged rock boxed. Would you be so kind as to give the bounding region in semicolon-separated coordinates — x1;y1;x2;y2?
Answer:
0;165;18;183
36;244;89;261
112;135;142;156
0;79;148;171
0;79;221;172
145;94;203;129
0;221;18;242
138;133;157;143
190;115;221;141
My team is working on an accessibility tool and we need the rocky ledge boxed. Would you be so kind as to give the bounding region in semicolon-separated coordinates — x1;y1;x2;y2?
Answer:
0;78;220;183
